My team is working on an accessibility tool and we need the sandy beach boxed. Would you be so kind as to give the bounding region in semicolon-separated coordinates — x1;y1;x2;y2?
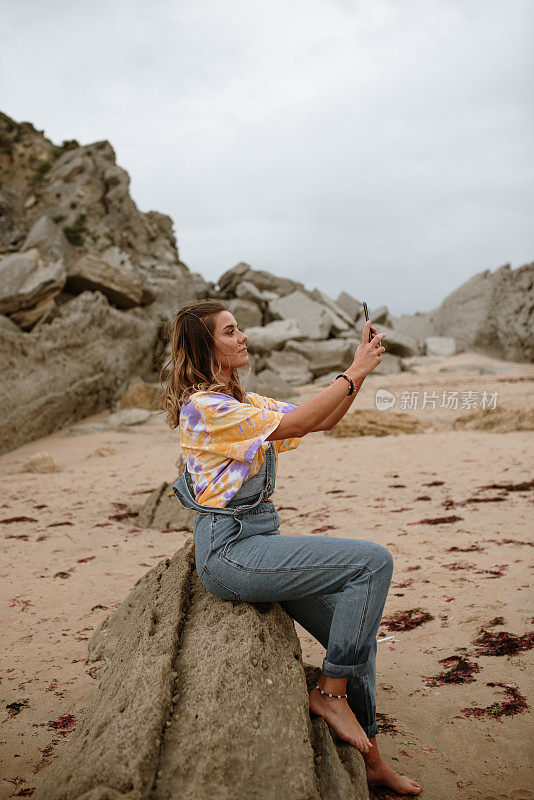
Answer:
1;352;533;800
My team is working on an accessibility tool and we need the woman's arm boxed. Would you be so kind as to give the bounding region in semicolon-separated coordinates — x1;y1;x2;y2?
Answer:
309;372;366;431
266;321;385;440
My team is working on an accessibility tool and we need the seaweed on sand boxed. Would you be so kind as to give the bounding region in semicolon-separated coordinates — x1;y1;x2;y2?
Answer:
473;625;534;657
382;608;434;632
461;683;529;719
424;655;481;686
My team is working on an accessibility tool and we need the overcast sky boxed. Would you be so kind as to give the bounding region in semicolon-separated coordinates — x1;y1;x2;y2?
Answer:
1;0;533;314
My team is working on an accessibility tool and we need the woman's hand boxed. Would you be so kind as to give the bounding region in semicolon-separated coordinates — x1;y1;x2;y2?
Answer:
351;320;386;377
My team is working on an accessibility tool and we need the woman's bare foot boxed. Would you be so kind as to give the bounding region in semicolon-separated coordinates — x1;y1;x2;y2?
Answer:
364;737;422;795
308;686;373;753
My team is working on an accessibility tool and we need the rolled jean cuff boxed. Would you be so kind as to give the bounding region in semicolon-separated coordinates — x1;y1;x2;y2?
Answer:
363;722;379;737
322;658;373;678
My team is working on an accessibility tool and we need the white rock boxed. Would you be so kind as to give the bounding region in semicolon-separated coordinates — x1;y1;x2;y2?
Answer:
336;291;362;322
226;298;262;328
264;350;313;385
269;291;335;340
425;336;456;357
244;320;303;354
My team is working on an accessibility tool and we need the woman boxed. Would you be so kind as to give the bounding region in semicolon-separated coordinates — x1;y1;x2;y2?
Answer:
161;299;422;796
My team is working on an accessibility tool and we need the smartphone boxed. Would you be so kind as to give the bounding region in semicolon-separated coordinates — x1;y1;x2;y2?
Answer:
362;301;373;343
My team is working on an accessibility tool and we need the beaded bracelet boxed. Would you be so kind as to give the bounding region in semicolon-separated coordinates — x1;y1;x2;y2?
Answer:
331;373;355;396
315;683;348;699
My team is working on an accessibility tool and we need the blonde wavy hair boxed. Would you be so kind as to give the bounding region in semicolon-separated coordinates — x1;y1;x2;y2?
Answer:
159;299;251;430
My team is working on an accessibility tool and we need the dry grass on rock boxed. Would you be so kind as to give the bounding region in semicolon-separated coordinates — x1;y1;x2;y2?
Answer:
453;407;534;433
325;410;427;438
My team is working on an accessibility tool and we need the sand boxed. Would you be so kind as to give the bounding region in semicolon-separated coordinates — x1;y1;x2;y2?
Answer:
1;351;533;800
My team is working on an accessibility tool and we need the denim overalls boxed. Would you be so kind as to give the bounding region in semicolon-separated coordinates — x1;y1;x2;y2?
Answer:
172;437;393;738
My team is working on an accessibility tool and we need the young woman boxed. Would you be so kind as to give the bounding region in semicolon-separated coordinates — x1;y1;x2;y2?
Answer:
162;299;422;796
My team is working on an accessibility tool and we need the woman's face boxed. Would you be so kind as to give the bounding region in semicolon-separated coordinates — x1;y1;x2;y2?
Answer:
212;310;249;373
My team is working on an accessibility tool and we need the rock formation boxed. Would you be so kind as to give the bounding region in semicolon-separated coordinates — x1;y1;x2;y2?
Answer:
427;261;534;362
35;540;369;800
0;111;210;453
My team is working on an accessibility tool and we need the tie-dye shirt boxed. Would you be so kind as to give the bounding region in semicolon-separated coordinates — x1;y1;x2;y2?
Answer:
179;390;301;508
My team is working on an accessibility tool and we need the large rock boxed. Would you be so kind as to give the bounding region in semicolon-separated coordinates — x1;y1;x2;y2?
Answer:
425;336;456;356
269;291;337;340
120;381;161;410
346;325;420;358
217;261;253;293
244;319;304;354
367;305;392;327
309;288;355;329
336;291;362;322
226;297;263;328
285;338;354;377
241;368;298;402
428;261;534;362
36;540;369;800
389;311;436;345
0;291;160;454
235;279;279;303
265;350;313;386
365;352;403;375
22;213;74;266
134;480;196;531
218;263;306;299
68;253;154;308
0;248;66;328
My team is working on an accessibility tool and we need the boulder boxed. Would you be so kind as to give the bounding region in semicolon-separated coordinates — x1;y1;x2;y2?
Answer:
389;311;436;345
226;297;263;328
217;261;252;293
22;213;74;267
425;336;456;357
347;325;419;358
428;261;534;361
0;248;66;327
365;352;403;375
244;319;304;354
134;481;196;532
309;288;355;329
120;382;162;411
10;292;57;329
235;279;279;304
269;291;336;340
241;368;297;402
336;291;362;322
285;339;354;377
37;540;368;800
0;291;160;455
121;381;161;411
68;253;154;309
264;350;313;386
368;305;392;326
242;269;306;298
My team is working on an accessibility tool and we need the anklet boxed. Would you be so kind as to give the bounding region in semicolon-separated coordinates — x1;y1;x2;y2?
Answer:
315;684;347;699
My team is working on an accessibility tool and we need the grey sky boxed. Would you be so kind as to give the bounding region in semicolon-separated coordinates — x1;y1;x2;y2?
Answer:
1;0;533;314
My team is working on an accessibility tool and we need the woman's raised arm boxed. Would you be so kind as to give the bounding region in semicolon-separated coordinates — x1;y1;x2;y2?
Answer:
266;320;386;440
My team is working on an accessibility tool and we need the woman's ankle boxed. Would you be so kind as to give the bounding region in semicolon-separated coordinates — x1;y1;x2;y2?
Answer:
316;675;348;695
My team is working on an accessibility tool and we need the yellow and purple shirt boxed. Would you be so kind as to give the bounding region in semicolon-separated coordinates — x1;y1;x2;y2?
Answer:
179;391;301;508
